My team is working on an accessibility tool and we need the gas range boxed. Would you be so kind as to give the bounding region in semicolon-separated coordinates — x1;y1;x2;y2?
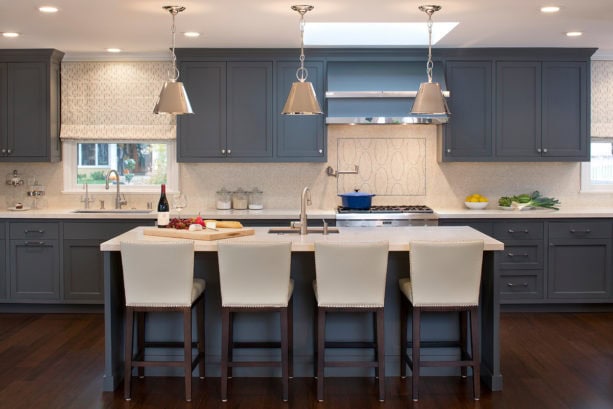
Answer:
336;205;438;227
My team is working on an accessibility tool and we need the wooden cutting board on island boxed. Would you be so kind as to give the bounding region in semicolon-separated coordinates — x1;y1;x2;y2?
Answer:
143;227;255;241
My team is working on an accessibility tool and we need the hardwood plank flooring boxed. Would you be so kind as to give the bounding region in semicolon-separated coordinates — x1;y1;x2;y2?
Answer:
0;312;611;409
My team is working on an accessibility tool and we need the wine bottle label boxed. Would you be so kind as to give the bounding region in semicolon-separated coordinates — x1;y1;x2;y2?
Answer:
157;211;170;227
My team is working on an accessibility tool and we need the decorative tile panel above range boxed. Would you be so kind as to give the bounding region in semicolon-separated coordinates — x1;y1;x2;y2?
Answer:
337;138;426;196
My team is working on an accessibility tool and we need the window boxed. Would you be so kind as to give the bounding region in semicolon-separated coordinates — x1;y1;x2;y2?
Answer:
63;141;178;193
581;138;613;192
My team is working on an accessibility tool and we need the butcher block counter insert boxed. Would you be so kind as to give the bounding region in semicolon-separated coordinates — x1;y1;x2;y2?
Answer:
102;226;503;392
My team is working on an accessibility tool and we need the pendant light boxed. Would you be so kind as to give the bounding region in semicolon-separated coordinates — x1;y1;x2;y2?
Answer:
411;5;450;115
282;5;322;115
153;5;193;115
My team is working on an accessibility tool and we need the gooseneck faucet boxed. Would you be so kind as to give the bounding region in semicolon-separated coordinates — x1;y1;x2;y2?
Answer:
299;186;312;235
105;169;127;209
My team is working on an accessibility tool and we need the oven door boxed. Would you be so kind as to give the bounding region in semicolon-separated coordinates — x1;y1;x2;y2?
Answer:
336;218;438;227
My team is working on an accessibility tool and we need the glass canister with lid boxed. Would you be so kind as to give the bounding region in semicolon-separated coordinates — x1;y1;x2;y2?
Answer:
231;188;248;210
248;187;264;210
216;187;232;210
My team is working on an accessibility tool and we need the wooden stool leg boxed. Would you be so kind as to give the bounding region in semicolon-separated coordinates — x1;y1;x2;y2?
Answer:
183;309;192;402
376;308;385;402
288;298;294;379
470;307;481;400
316;307;326;402
281;307;289;402
124;307;134;401
228;310;234;379
136;312;145;379
221;308;230;402
460;310;468;378
411;307;421;402
197;296;205;380
400;294;408;378
373;311;379;380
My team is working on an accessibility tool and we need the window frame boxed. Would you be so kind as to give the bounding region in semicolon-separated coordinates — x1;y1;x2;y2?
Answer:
62;140;179;194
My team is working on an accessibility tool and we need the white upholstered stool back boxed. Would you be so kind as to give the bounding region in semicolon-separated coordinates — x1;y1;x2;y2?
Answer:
314;241;389;307
217;241;292;307
120;240;201;307
403;240;484;307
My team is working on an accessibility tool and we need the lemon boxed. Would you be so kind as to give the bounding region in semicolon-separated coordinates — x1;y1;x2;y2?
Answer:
479;197;488;202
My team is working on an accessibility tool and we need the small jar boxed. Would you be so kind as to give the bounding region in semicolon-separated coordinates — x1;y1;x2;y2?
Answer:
248;188;264;210
231;188;248;210
216;187;232;210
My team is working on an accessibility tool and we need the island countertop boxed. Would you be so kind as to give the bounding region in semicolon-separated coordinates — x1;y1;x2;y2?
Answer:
100;225;504;252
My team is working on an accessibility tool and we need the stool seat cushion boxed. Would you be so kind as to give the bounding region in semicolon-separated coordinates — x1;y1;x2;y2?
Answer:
127;278;206;308
222;279;294;308
399;278;478;308
313;280;384;308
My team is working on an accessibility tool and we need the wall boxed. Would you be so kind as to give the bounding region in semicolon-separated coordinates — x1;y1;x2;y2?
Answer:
1;60;613;212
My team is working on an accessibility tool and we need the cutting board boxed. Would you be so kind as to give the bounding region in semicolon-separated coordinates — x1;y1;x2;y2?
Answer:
143;227;255;241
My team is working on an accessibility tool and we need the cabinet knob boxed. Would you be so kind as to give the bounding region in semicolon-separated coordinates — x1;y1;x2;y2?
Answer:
319;149;323;154
447;148;451;153
543;148;548;153
221;149;226;155
227;149;231;155
537;148;542;153
1;148;5;154
6;148;11;154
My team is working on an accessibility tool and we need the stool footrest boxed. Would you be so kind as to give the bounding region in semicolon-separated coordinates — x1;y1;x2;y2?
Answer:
325;341;376;349
324;361;380;368
228;361;282;368
232;341;281;349
143;341;199;349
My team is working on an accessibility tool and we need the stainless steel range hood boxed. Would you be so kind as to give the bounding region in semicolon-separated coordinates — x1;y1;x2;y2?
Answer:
325;61;449;125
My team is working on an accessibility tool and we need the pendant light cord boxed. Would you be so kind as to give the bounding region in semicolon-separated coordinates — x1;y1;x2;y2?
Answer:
295;7;310;82
425;8;434;83
170;9;179;81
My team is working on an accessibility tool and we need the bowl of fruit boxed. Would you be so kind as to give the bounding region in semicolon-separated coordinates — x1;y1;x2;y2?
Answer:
464;193;489;210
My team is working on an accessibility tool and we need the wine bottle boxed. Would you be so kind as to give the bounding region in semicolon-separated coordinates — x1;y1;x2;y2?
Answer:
157;184;170;228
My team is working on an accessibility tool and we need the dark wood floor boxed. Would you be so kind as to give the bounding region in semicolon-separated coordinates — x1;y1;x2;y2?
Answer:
0;312;612;409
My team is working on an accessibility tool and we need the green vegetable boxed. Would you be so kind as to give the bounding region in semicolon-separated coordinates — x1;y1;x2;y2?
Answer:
498;191;560;210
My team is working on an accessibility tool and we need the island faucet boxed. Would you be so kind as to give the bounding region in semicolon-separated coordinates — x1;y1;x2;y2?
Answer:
299;186;311;235
105;169;127;209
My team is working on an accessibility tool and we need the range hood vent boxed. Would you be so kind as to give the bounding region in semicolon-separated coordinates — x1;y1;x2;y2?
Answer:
325;61;449;125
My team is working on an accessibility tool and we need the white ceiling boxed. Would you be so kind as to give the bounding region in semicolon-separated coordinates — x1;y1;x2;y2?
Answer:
1;0;613;60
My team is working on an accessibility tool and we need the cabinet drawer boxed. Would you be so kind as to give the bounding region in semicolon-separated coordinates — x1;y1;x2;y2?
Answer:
548;220;611;239
494;221;543;240
498;243;543;269
500;270;544;300
10;222;59;239
63;221;147;240
0;222;5;239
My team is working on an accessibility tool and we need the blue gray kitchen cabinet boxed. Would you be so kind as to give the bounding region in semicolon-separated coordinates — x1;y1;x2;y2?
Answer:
275;60;325;161
547;220;611;300
63;221;149;303
177;61;273;161
0;222;6;300
0;50;63;162
442;61;494;160
9;222;60;301
495;61;588;161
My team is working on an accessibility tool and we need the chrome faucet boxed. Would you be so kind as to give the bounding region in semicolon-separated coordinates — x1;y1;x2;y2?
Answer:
299;186;311;235
105;169;127;209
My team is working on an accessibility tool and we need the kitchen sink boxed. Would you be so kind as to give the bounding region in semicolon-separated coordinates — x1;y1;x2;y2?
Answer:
72;209;153;214
268;226;339;234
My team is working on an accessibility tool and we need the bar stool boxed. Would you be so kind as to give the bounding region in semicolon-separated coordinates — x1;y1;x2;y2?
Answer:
120;240;205;402
399;240;484;401
313;241;389;402
217;241;293;402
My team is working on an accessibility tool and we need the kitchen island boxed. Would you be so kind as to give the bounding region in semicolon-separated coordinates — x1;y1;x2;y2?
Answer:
101;226;504;392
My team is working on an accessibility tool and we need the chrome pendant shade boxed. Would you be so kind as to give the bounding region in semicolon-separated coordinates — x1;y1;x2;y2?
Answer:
282;5;322;115
411;5;450;116
154;5;193;115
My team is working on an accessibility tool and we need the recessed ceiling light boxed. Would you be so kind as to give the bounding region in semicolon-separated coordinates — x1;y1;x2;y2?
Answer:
540;6;560;13
39;6;59;13
2;32;19;38
106;48;122;53
184;32;200;38
566;31;583;37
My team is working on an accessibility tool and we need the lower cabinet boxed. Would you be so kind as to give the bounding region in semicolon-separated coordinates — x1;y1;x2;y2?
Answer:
0;222;6;300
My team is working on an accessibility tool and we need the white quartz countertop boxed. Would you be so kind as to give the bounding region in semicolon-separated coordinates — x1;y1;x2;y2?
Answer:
436;207;613;218
100;226;504;252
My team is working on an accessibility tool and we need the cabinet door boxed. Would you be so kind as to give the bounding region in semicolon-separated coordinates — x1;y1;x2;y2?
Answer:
276;61;325;161
443;61;493;160
541;62;588;159
226;61;273;159
495;62;541;159
5;62;48;160
0;64;6;154
0;238;6;300
63;239;104;302
177;61;227;161
10;239;60;300
548;239;611;300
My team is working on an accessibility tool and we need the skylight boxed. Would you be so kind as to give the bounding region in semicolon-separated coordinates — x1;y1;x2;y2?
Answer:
303;22;458;47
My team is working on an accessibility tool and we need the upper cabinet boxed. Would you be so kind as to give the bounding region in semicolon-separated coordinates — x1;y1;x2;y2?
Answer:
441;49;593;162
176;50;326;163
0;49;63;162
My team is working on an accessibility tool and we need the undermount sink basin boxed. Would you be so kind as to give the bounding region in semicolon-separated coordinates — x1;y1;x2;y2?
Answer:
72;209;153;214
268;226;339;234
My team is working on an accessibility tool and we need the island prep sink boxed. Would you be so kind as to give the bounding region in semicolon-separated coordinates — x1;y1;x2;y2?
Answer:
72;209;153;214
268;226;339;234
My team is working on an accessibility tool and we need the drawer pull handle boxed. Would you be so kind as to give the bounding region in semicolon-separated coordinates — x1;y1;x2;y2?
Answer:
507;252;529;258
569;229;591;234
506;282;529;288
25;241;45;246
508;229;529;234
24;229;45;234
